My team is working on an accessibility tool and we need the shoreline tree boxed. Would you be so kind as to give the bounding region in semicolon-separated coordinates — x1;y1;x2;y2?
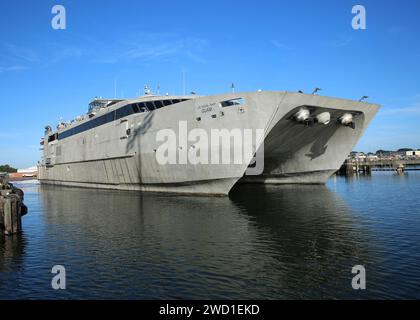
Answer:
0;164;17;173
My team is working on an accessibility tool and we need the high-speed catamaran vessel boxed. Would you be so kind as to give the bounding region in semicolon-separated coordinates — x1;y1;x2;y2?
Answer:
39;89;379;195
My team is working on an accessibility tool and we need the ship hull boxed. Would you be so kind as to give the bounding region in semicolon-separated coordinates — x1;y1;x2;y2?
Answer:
39;170;238;196
242;93;379;185
39;91;379;195
240;170;336;184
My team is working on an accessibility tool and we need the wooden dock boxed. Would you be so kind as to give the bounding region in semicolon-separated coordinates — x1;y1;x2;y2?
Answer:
338;158;420;176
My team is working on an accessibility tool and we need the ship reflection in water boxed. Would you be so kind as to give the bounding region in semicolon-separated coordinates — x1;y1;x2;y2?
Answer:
1;173;420;299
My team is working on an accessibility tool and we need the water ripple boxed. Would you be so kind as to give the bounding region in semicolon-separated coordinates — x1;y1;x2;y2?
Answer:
1;173;420;299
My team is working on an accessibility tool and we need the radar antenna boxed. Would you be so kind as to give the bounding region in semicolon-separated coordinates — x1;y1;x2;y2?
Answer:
144;85;151;95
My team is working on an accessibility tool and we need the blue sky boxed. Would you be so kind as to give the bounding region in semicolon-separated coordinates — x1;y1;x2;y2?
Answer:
1;0;419;168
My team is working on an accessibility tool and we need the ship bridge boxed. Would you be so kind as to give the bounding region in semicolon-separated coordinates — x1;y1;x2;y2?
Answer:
88;99;124;114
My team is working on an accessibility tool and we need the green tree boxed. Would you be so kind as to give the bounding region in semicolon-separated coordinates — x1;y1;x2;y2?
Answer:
0;164;17;173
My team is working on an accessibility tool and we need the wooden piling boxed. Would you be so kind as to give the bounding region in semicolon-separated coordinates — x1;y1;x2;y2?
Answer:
396;164;405;174
346;161;356;175
1;175;25;235
1;195;22;235
338;159;355;176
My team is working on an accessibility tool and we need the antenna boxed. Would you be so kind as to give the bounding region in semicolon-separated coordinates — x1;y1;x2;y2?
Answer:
312;87;321;95
114;78;117;98
182;70;186;95
144;85;151;95
157;83;160;95
231;83;235;93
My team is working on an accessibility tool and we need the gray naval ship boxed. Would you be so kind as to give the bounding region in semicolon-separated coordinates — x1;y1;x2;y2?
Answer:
38;88;379;195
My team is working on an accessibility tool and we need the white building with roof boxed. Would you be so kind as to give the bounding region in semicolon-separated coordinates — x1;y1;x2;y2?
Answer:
406;150;420;157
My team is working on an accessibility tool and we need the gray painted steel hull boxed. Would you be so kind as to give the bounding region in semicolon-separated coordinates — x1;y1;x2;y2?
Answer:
39;91;379;195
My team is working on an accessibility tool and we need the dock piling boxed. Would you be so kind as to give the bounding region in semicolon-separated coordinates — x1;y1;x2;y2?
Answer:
2;196;22;235
396;164;405;174
0;175;26;235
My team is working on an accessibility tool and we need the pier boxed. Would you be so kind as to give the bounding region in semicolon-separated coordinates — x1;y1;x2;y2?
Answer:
0;174;27;235
338;158;420;176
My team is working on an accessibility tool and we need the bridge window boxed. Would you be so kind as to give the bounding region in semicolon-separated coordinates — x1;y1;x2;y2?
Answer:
116;104;134;119
154;100;164;109
131;103;140;113
48;133;58;143
138;103;147;112
146;102;155;111
221;98;245;107
58;99;190;141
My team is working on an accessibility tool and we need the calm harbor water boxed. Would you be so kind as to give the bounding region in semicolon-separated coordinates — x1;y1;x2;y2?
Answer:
1;172;420;299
